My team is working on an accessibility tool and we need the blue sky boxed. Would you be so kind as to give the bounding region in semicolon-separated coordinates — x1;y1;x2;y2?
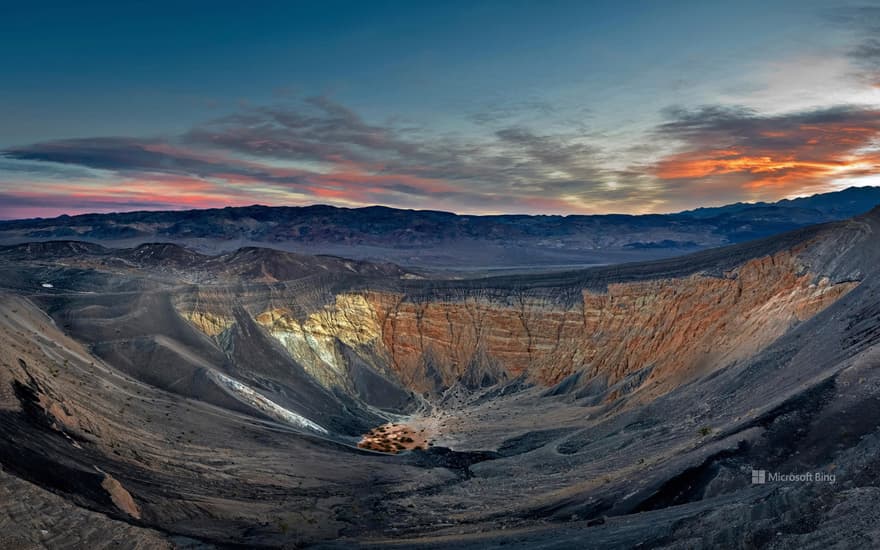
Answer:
2;0;880;218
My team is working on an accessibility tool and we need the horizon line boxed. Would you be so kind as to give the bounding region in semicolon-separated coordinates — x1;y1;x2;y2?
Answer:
2;185;878;223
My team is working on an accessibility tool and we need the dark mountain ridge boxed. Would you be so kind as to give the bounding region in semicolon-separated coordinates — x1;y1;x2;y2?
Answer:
2;186;878;270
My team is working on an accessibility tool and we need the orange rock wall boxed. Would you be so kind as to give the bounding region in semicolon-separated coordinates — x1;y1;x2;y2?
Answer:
356;251;856;393
186;250;856;397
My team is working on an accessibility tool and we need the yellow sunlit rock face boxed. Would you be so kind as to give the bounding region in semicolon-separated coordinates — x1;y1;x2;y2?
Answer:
181;310;234;337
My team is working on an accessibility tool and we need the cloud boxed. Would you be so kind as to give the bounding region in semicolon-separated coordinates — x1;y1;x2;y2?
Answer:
3;96;619;214
0;158;97;179
466;99;560;126
6;92;880;218
826;6;880;85
184;96;421;164
0;191;188;219
4;138;253;178
0;177;255;219
651;105;880;201
199;98;612;202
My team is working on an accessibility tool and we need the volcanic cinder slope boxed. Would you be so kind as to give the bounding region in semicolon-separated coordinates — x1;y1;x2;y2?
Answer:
0;207;879;548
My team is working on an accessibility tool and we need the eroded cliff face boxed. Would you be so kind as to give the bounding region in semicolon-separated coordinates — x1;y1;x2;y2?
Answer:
252;294;387;389
178;249;857;400
183;310;234;337
569;253;855;393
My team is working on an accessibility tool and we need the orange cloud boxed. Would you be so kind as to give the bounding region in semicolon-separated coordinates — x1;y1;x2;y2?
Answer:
656;150;847;181
654;107;880;196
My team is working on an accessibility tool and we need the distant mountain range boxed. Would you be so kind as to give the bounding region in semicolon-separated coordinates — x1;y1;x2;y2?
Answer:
679;185;880;218
2;186;878;270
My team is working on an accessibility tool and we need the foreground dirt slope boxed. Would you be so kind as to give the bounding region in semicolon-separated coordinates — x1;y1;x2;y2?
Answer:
0;466;172;550
0;208;876;548
0;293;466;546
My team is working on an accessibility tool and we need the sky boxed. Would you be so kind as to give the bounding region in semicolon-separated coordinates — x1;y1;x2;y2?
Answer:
2;0;880;219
